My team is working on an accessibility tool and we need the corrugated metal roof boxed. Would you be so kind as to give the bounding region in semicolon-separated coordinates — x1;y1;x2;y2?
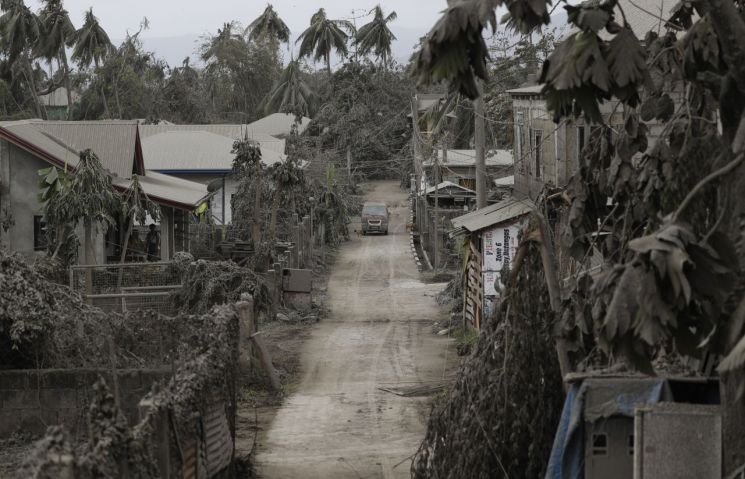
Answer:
423;149;513;168
424;181;476;196
245;113;310;137
0;120;81;167
0;120;139;177
142;130;285;172
113;172;209;209
139;124;286;154
494;175;515;187
451;196;535;232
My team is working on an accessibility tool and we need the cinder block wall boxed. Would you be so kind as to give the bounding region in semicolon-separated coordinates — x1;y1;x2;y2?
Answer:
0;369;171;437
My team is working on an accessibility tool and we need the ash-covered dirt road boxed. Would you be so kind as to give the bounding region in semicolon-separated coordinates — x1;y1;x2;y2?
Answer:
255;181;454;478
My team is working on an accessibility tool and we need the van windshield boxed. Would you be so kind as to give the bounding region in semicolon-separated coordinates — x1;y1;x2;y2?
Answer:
363;204;387;215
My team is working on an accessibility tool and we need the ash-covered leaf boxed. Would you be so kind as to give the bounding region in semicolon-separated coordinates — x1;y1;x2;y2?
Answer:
607;27;647;89
566;2;612;34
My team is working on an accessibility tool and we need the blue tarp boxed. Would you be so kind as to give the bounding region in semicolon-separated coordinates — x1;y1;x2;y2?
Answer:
544;378;670;479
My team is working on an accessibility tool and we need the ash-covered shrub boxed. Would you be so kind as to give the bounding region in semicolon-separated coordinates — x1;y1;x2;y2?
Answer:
412;244;564;478
170;257;270;315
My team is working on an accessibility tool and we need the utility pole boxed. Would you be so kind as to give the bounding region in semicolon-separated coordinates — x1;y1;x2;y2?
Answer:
475;82;487;209
434;140;446;271
412;94;425;235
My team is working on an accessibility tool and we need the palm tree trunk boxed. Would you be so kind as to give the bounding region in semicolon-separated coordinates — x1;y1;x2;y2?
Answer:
60;51;74;120
24;59;45;119
94;60;111;119
269;187;281;239
326;54;332;76
113;79;123;119
252;165;262;247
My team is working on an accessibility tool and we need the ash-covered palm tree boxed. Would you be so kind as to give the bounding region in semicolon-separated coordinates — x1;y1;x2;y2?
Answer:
200;21;245;66
72;8;113;117
355;5;397;68
247;4;290;45
296;8;353;75
0;0;44;117
262;60;317;118
37;0;76;118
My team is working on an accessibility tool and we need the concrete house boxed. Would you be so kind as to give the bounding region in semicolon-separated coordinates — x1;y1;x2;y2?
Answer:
547;374;721;479
422;149;513;191
140;114;310;225
509;0;678;201
0;120;208;263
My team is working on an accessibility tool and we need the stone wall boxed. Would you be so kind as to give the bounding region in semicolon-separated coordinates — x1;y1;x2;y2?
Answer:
0;368;171;438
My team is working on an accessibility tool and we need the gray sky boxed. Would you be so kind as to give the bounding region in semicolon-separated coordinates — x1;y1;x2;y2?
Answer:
29;1;449;65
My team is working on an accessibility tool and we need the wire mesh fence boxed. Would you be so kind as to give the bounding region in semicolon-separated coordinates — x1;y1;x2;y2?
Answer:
69;262;180;315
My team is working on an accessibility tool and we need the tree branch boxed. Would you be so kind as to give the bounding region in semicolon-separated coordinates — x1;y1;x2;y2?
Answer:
705;0;745;92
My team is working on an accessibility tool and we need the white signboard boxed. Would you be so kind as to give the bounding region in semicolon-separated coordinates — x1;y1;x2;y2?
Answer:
482;225;520;275
483;271;499;297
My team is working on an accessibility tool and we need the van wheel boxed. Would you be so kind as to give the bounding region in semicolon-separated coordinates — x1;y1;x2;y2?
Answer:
384;230;388;235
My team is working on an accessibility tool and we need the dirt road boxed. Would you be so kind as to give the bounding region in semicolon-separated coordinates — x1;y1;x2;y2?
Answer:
254;181;453;478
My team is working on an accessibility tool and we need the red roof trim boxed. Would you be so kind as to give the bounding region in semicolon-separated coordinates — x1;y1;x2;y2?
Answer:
0;126;67;170
1;125;198;212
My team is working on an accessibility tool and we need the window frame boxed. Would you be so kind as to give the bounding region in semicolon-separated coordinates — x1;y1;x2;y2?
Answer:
532;129;543;178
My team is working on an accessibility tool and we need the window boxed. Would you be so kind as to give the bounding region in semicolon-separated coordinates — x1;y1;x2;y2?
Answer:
532;129;543;178
592;433;608;456
33;216;48;251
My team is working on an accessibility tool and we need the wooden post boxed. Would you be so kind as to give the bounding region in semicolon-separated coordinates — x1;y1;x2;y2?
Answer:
475;82;487;209
251;333;281;392
273;262;282;308
293;213;300;268
536;216;572;385
302;216;310;268
236;297;255;373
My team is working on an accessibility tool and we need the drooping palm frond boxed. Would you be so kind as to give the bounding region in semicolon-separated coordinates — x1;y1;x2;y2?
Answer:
412;0;550;99
71;8;112;68
200;21;246;66
296;8;353;73
36;0;75;61
0;0;40;62
247;4;290;44
262;60;317;117
355;5;397;66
